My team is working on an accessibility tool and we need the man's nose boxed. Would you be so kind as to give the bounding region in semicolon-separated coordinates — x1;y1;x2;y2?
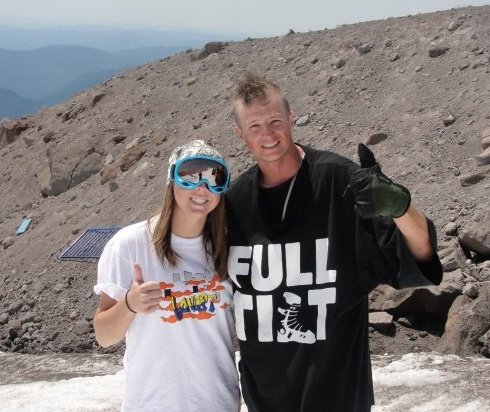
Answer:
261;124;275;137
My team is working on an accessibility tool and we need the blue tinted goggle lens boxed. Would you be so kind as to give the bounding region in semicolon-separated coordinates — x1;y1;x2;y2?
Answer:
174;157;230;193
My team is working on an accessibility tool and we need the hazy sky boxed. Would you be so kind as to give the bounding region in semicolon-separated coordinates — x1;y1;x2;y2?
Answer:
1;0;489;36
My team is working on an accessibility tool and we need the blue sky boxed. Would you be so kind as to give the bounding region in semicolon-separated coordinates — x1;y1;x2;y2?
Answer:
1;0;489;36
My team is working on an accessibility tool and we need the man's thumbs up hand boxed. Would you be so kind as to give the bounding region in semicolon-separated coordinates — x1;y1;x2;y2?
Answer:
349;143;411;219
357;142;377;168
125;264;162;314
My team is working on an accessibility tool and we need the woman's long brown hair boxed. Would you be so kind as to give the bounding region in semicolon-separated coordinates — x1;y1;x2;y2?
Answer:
151;185;228;280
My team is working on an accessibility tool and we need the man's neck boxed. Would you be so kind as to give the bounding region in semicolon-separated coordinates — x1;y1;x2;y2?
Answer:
258;144;304;188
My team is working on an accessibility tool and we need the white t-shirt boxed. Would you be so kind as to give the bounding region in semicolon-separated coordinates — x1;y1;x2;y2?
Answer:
95;219;239;412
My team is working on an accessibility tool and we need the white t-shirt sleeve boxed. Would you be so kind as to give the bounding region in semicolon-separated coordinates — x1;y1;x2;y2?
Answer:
94;233;133;300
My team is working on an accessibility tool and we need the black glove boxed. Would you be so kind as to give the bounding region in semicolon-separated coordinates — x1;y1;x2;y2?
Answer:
349;143;411;218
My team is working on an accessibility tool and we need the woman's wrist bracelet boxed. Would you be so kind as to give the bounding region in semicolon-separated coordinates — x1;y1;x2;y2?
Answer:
125;290;137;314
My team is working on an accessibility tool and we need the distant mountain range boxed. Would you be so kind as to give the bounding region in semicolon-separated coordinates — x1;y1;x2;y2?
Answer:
0;88;39;119
0;25;247;52
0;45;183;99
0;25;249;119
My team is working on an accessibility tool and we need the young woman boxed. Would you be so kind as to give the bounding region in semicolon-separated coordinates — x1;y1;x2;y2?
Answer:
93;140;239;412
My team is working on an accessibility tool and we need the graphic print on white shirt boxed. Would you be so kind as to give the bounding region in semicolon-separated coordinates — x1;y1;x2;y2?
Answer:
229;237;337;344
160;272;231;323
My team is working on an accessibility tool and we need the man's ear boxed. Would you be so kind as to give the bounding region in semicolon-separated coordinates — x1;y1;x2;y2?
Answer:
289;111;297;127
234;125;243;139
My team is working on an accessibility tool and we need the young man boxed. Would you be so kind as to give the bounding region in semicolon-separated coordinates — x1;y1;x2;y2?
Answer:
225;72;442;412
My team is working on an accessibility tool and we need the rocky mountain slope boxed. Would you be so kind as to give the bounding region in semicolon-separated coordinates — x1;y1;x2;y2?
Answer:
0;6;489;357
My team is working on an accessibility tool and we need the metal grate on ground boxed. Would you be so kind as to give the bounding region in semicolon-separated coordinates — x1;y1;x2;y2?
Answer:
59;226;123;261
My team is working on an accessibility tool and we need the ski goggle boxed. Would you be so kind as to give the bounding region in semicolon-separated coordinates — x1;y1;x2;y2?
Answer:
171;155;231;194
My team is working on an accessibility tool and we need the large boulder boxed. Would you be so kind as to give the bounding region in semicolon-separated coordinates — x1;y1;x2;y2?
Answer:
197;41;227;60
369;269;463;323
458;209;490;257
72;152;103;187
438;284;490;356
0;119;29;148
39;145;103;197
119;145;146;172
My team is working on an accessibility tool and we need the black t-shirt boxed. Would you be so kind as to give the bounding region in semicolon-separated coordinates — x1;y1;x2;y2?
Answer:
259;176;295;224
225;144;442;412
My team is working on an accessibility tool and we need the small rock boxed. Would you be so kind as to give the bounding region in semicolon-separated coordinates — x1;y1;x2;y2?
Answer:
428;46;450;58
369;312;393;332
444;222;458;236
125;138;140;150
443;115;456;126
91;93;105;107
74;320;91;336
104;154;114;165
0;313;9;325
99;164;118;185
441;255;459;272
8;301;23;315
296;115;311;126
53;284;64;294
334;58;346;69
133;161;150;176
476;146;490;166
472;60;486;69
463;283;478;299
459;172;486;187
120;145;146;172
43;131;54;143
109;181;119;192
478;328;490;346
366;133;388;146
20;312;35;323
447;21;463;32
2;237;15;249
482;127;490;140
112;134;127;144
356;43;372;54
458;209;490;255
482;135;490;150
8;320;22;339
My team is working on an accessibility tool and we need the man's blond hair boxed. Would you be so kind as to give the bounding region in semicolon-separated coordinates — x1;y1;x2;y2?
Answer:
233;71;290;125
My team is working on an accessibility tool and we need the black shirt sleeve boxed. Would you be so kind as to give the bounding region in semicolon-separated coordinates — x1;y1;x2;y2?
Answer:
355;215;443;293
